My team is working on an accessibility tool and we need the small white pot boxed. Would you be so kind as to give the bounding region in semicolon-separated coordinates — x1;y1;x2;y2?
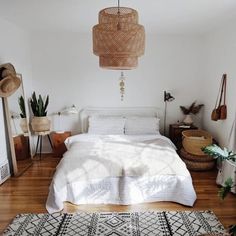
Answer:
183;114;193;125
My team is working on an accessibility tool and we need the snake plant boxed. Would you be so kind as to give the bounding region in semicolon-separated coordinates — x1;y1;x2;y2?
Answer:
18;95;26;118
30;91;49;117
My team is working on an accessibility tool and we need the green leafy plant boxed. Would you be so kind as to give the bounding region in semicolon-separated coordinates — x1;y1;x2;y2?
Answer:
180;101;204;115
202;144;236;162
18;95;26;118
219;178;235;200
202;144;236;235
30;91;49;117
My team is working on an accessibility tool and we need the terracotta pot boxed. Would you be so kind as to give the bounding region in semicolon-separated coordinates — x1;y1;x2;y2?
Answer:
183;114;193;125
31;116;50;132
20;118;28;133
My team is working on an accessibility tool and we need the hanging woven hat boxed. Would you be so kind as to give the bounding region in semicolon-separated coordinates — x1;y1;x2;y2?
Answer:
0;63;21;97
0;63;16;77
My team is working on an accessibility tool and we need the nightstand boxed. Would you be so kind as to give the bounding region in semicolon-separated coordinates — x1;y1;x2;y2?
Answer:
13;134;30;160
169;124;198;150
51;131;71;158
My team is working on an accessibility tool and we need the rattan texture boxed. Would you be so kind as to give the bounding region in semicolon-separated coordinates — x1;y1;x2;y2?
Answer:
93;7;145;70
182;130;213;156
180;148;215;171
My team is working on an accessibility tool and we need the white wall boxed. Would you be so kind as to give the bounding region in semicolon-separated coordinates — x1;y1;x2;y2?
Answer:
0;17;32;169
30;32;205;137
202;20;236;147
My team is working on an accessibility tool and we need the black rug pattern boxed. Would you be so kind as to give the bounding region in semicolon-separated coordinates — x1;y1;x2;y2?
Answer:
3;210;227;236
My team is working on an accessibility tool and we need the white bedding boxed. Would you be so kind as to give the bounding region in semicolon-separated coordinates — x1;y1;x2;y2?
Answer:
46;134;196;213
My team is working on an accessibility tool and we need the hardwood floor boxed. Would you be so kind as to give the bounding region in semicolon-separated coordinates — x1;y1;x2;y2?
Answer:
0;154;235;233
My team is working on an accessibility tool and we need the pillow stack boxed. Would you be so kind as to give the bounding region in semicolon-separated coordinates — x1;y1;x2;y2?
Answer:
125;117;160;135
88;116;160;135
88;116;125;135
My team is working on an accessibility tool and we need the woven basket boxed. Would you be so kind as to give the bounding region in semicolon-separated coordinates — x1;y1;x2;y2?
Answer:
180;148;215;171
182;129;212;156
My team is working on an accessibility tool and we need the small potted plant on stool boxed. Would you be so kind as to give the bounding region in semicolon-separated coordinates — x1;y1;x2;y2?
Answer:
30;91;50;132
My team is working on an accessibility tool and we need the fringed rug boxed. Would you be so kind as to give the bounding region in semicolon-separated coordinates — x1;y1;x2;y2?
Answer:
4;210;227;236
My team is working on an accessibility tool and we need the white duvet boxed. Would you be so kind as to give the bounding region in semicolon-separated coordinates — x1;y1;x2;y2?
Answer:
46;134;196;213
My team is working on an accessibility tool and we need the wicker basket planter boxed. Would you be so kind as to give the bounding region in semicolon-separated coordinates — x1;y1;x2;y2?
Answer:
180;148;215;171
20;118;28;133
182;129;213;156
31;116;50;132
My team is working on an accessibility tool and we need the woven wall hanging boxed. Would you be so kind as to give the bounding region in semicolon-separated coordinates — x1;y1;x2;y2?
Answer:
92;1;145;70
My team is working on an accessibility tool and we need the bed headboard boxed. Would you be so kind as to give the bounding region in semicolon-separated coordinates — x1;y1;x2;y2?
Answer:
80;107;162;133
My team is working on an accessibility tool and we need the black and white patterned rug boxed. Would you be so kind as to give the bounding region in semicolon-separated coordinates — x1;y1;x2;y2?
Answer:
4;210;227;236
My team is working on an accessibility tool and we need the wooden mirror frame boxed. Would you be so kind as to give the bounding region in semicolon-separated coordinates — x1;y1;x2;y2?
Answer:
3;74;33;176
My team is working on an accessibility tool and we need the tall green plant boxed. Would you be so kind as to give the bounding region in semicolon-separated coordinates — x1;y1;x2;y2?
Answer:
18;95;26;118
30;91;49;117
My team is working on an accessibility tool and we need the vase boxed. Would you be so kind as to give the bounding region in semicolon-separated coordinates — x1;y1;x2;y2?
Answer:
31;116;51;132
183;114;193;125
20;118;28;133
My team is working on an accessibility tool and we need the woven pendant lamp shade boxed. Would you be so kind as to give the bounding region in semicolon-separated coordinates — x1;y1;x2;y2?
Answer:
93;7;145;70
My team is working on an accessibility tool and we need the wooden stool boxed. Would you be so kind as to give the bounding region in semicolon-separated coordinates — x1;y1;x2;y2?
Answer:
34;131;53;159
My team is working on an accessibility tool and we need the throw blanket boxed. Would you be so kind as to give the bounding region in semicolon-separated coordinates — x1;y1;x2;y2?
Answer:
46;135;196;213
57;137;189;181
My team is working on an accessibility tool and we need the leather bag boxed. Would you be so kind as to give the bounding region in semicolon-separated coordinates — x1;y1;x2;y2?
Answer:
219;74;227;119
211;74;227;121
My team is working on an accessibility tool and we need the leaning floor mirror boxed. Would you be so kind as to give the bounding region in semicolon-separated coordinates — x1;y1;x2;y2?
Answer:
3;74;33;176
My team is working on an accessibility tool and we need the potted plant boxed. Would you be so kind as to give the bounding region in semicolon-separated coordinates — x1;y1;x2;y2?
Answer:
180;101;204;125
202;144;236;235
30;91;50;132
18;95;28;133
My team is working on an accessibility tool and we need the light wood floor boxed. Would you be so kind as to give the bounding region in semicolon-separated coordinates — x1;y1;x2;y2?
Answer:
0;154;235;233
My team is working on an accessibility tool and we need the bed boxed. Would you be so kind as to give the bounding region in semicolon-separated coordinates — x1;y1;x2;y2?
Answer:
46;107;196;213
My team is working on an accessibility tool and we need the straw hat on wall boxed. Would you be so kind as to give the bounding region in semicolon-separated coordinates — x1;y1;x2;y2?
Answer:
0;63;21;97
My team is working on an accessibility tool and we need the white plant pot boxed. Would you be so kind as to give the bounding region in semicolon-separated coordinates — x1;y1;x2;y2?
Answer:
31;116;51;132
20;118;28;133
183;114;193;125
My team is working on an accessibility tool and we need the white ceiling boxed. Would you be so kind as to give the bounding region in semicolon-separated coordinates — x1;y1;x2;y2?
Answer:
0;0;236;34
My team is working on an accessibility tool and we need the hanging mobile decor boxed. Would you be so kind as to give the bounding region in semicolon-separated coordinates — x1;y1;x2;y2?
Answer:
119;72;125;101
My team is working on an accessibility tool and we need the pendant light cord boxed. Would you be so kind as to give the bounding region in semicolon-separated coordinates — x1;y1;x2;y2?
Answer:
118;0;120;14
117;0;121;30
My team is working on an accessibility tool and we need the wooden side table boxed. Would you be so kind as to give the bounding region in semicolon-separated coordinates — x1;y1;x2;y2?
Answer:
169;124;198;150
51;131;71;158
13;134;30;160
34;131;53;159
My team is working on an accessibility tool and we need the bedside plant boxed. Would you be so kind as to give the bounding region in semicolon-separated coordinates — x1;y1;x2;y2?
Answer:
30;91;50;132
202;144;236;235
202;144;236;162
18;95;28;133
180;101;204;125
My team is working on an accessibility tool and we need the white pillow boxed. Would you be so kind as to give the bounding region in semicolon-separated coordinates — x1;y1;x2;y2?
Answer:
88;116;125;134
125;117;160;135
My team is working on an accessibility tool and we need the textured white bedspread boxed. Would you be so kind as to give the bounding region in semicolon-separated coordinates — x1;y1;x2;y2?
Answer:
46;134;196;213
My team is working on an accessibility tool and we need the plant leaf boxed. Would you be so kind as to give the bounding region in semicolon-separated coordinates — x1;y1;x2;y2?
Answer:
18;95;26;118
202;144;229;160
218;178;234;200
30;92;49;117
191;104;204;114
180;106;189;115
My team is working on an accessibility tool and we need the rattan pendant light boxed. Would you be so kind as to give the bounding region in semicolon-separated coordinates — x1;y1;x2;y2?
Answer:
93;0;145;70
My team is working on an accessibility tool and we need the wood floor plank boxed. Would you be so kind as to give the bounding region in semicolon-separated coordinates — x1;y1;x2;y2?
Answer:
0;154;235;233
